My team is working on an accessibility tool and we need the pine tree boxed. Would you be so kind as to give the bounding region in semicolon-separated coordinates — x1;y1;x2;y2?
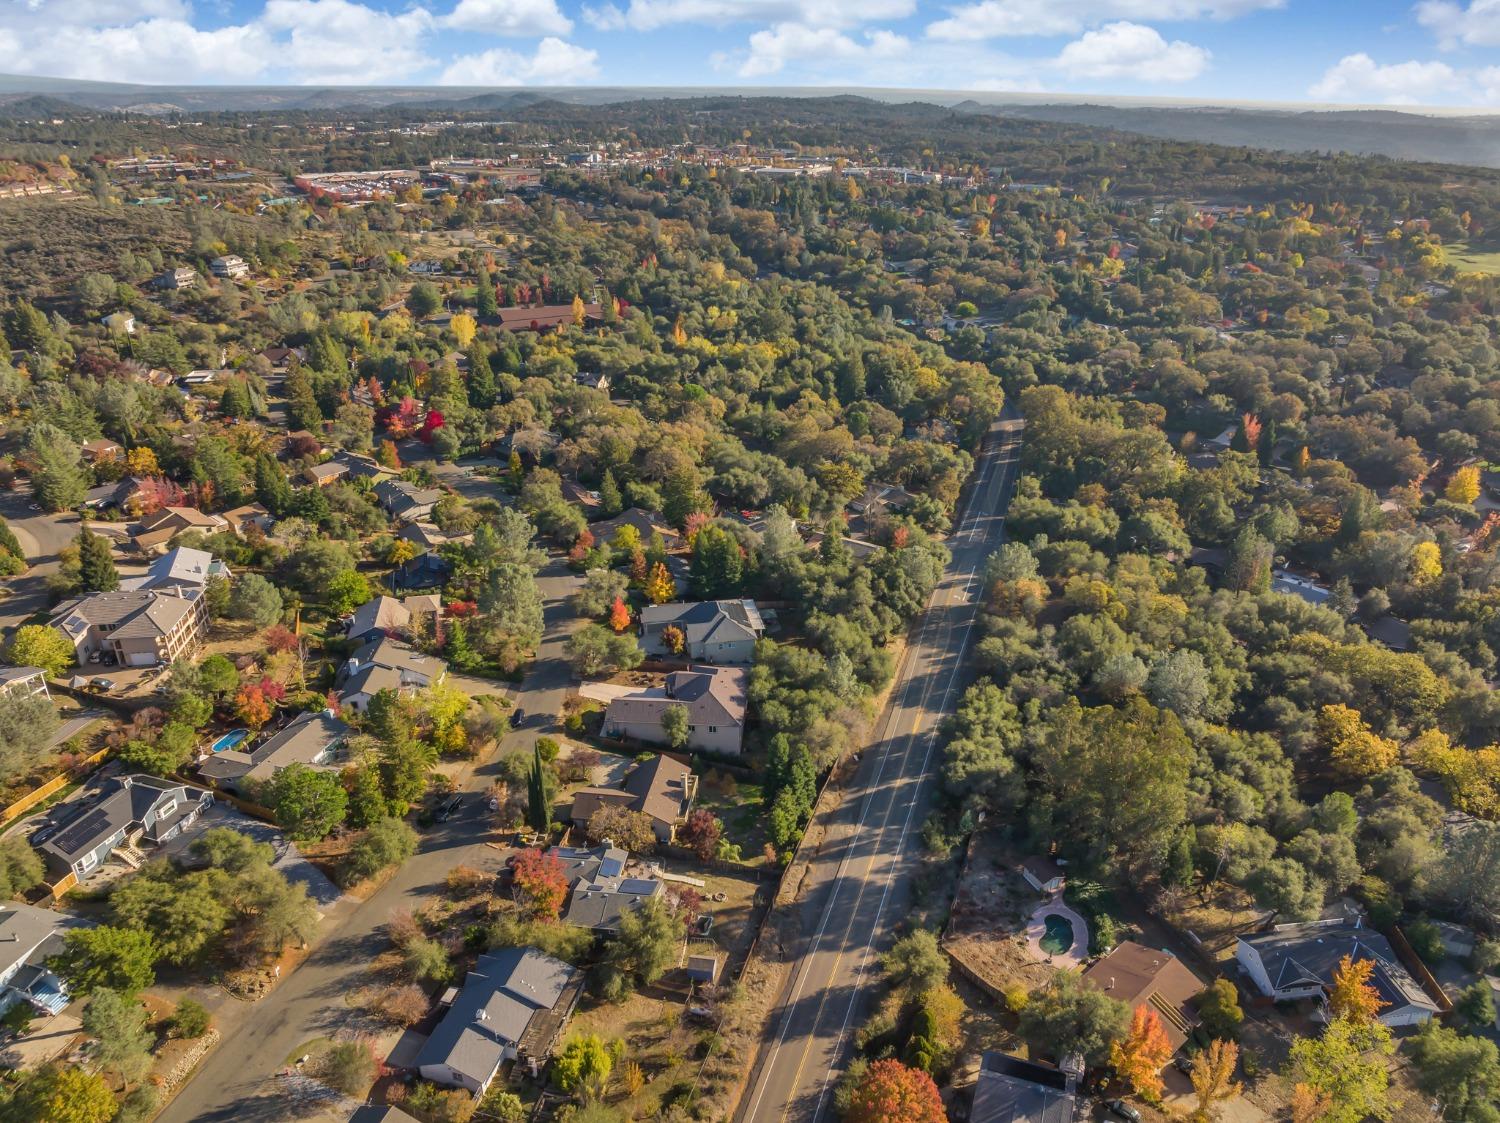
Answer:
253;453;294;516
598;469;623;517
475;268;499;318
467;345;496;409
445;617;475;669
285;364;322;432
76;525;119;592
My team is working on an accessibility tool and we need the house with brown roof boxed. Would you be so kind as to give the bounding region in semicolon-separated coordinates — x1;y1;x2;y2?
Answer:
491;302;602;332
1080;941;1204;1052
589;506;681;548
602;666;749;755
222;502;273;536
568;752;697;844
80;439;123;464
300;461;348;488
129;506;228;553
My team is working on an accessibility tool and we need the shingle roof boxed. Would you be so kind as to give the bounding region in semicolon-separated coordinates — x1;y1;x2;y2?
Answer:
52;587;202;641
639;600;763;648
40;775;185;864
623;753;693;826
1240;922;1438;1017
347;595;410;639
1080;941;1203;1051
971;1053;1078;1123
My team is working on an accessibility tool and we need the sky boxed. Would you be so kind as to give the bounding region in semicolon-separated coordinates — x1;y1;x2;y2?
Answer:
2;0;1500;107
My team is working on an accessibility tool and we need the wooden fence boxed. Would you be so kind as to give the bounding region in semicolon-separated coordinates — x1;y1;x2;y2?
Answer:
0;744;111;827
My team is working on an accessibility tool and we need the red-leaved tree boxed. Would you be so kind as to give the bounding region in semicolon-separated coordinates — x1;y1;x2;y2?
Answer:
843;1059;945;1123
511;848;568;921
678;809;722;862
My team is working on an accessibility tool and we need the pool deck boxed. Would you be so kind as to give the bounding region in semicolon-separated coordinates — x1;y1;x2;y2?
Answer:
1024;899;1090;969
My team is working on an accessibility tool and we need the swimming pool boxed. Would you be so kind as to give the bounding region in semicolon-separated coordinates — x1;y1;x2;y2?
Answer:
1039;913;1076;956
210;728;250;753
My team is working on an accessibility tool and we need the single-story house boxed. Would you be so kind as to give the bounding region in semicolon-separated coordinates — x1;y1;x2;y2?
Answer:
392;550;451;591
260;346;306;371
121;546;230;592
0;903;86;1016
350;1108;421;1123
589;506;681;549
490;302;603;333
1020;856;1066;895
560;479;600;511
375;480;444;523
346;595;411;642
82;476;150;512
222;502;273;536
602;665;749;756
99;312;135;336
36;774;213;881
337;637;445;713
1272;569;1332;607
398;522;465;550
51;586;208;667
568;752;697;844
541;844;666;934
80;439;123;464
197;709;349;794
330;450;398;482
638;600;764;664
1081;941;1204;1052
1236;921;1441;1027
415;948;583;1094
300;461;349;488
971;1052;1082;1123
0;666;49;699
129;507;228;553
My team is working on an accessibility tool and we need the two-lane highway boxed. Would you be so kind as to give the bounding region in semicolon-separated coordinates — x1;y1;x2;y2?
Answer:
740;418;1023;1123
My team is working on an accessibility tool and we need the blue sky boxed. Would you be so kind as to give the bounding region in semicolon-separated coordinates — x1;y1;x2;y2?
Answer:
1;0;1498;105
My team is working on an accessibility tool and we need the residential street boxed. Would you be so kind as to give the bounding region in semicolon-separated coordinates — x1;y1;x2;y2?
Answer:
0;487;83;639
154;554;584;1123
738;419;1023;1123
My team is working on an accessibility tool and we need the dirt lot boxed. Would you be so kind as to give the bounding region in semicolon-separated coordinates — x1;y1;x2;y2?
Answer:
944;833;1058;995
1155;881;1266;962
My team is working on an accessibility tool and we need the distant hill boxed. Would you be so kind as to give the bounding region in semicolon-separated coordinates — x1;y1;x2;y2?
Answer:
2;72;1499;168
953;102;1500;169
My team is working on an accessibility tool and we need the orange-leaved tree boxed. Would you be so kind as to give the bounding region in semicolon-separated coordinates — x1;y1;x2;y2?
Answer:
1111;1005;1174;1102
843;1058;945;1123
511;848;568;921
609;595;631;633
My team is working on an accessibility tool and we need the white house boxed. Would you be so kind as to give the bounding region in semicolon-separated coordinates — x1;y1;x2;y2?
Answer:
1236;920;1441;1027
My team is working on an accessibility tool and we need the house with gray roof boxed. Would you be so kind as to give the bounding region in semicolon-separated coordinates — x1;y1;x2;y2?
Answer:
375;479;444;523
50;585;208;667
121;546;231;591
538;844;666;934
197;709;349;795
638;600;764;664
36;774;213;881
0;666;49;699
346;595;411;642
0;903;86;1016
336;637;445;713
415;948;583;1093
971;1052;1082;1123
1236;919;1441;1026
602;665;749;756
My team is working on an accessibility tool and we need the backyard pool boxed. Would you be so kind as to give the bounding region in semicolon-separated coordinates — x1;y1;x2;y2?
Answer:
1038;913;1076;956
210;728;250;753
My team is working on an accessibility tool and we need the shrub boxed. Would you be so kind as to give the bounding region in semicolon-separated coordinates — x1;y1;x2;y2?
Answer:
1003;983;1031;1014
1405;918;1446;965
169;998;211;1039
403;936;453;985
445;865;489;898
321;1038;376;1096
374;984;430;1027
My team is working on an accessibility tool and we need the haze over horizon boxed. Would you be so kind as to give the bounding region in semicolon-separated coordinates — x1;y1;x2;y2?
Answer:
2;0;1500;108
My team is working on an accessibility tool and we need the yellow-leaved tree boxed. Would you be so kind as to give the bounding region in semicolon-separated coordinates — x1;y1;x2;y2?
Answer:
1410;541;1442;585
1445;465;1481;505
1189;1039;1242;1123
1327;954;1385;1024
1318;704;1399;779
450;311;476;348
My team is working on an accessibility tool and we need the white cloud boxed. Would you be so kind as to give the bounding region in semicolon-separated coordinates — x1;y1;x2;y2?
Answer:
1309;53;1465;103
1481;65;1500;101
928;0;1281;40
1053;21;1210;81
738;22;908;77
440;37;601;85
1416;0;1500;48
584;0;915;32
258;0;436;83
5;18;274;83
444;0;573;36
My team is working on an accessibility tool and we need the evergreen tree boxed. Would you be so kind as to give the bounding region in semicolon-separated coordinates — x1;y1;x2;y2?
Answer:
466;345;496;409
27;424;88;512
475;268;499;317
253;453;294;516
598;469;623;517
219;378;254;420
285;363;323;432
526;746;550;834
445;617;476;669
76;525;118;592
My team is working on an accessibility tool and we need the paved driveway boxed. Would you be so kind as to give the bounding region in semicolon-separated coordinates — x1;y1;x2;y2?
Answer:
160;805;345;911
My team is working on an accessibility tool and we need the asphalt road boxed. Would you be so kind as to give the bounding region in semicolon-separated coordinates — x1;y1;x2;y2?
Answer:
0;487;84;638
155;555;583;1123
739;418;1023;1123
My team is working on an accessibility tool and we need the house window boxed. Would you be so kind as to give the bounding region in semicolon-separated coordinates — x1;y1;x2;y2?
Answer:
688;725;696;732
158;799;177;820
708;726;718;734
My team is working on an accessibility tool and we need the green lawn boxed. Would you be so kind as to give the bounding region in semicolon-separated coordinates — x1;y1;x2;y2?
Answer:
1447;242;1500;275
696;776;766;862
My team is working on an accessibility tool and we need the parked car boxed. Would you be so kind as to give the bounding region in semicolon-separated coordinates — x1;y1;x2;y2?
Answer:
509;708;525;728
1105;1101;1141;1123
435;794;463;822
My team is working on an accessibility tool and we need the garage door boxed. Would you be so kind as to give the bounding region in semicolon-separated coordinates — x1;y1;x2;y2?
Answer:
127;651;157;667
